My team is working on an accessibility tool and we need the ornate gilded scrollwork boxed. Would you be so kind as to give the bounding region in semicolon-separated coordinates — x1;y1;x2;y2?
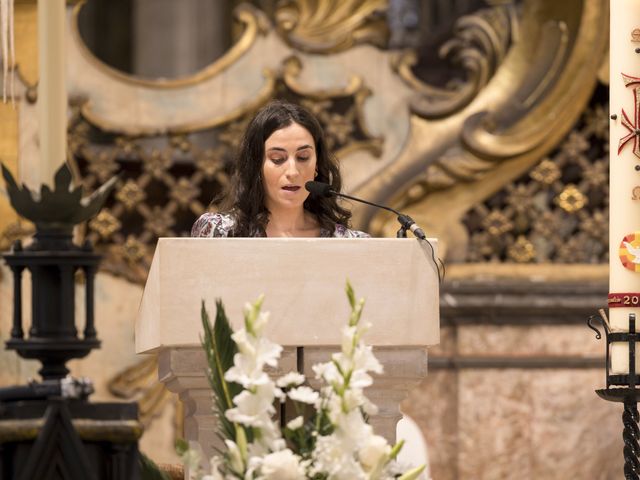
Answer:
362;0;608;264
461;19;570;160
274;0;389;54
392;4;518;119
77;68;279;136
281;56;383;158
0;220;34;252
71;2;270;89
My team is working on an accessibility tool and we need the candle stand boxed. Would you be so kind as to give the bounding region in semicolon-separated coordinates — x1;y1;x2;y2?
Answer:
0;163;141;479
589;312;640;479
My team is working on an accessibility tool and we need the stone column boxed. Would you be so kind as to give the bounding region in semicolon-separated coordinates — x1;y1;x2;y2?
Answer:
157;346;298;459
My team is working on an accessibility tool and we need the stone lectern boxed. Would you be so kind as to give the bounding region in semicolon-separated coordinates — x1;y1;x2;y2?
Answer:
136;238;439;459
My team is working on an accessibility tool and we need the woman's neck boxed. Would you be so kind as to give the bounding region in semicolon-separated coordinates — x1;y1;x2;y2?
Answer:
265;207;320;237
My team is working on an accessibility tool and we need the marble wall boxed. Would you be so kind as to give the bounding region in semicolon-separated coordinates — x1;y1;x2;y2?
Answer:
404;270;622;480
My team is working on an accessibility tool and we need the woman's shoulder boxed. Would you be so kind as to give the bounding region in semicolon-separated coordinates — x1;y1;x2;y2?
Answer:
191;212;235;237
331;223;371;238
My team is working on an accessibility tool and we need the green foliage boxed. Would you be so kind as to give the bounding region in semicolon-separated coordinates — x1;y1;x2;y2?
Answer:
175;438;189;456
139;452;171;480
201;300;242;442
345;280;364;327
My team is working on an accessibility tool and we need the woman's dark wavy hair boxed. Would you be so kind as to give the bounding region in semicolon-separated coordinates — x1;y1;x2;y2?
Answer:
220;100;352;237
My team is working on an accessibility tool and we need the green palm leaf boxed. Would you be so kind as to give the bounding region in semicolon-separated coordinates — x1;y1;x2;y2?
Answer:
201;300;241;441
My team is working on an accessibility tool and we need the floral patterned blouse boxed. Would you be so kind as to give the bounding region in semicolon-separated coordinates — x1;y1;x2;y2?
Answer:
191;212;370;238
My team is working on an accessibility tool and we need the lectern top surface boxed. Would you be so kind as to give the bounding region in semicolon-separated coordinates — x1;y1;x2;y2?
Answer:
136;238;440;353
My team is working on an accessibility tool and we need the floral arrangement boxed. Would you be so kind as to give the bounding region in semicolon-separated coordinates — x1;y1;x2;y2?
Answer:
180;283;425;480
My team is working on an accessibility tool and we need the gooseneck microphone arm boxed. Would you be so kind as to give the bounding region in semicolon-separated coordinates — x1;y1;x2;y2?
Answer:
305;181;426;239
333;192;424;239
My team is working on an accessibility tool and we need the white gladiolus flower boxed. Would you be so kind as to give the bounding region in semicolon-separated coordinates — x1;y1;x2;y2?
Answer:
335;409;372;451
198;288;424;479
288;386;319;405
358;435;391;471
349;369;374;390
286;416;304;430
224;440;244;474
230;329;256;357
276;371;305;388
342;389;365;411
250;309;269;335
353;344;383;374
201;455;224;480
341;325;357;355
226;385;277;427
259;449;306;479
224;363;269;389
361;396;379;416
312;361;340;384
311;435;367;480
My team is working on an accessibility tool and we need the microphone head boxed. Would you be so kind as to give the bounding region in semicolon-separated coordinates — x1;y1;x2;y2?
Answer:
305;181;333;197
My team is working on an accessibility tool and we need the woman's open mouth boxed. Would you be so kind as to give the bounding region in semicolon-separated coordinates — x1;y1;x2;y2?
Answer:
282;186;300;192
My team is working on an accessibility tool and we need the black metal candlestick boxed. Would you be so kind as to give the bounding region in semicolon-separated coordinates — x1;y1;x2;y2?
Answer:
0;163;143;479
1;163;116;380
589;312;640;479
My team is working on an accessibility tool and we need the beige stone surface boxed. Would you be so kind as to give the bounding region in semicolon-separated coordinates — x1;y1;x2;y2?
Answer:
428;326;455;356
137;238;440;352
457;324;604;357
405;367;622;480
403;370;458;480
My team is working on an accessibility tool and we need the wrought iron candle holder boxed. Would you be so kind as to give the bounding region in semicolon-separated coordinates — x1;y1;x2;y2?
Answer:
589;311;640;479
0;164;142;480
1;163;116;380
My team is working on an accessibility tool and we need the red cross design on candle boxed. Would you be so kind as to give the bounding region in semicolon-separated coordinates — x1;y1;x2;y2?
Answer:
619;73;640;159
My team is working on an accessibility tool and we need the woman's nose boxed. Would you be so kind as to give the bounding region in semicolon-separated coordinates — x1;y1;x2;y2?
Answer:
285;158;299;177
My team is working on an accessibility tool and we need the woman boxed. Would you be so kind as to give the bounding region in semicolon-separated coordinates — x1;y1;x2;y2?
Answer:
191;100;369;238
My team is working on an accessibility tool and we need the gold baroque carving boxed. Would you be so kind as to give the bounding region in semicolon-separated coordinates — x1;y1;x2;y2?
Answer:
0;220;34;252
78;68;278;136
362;0;607;264
392;4;517;119
275;0;389;54
282;56;383;156
70;2;269;89
282;56;362;98
107;356;176;431
461;20;570;160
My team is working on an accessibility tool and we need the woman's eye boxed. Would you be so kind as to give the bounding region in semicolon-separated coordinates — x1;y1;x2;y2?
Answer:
270;157;286;165
297;155;310;161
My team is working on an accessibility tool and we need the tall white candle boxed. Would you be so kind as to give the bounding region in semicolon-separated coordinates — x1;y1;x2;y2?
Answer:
37;0;66;187
610;1;640;375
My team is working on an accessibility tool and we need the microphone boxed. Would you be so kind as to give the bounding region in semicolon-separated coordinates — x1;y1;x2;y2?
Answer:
305;181;427;240
305;181;332;198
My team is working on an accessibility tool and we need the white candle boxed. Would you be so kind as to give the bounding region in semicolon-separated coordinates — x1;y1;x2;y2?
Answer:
37;0;66;187
610;1;640;375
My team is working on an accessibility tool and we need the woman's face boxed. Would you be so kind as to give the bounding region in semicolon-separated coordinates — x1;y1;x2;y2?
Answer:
262;122;317;212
